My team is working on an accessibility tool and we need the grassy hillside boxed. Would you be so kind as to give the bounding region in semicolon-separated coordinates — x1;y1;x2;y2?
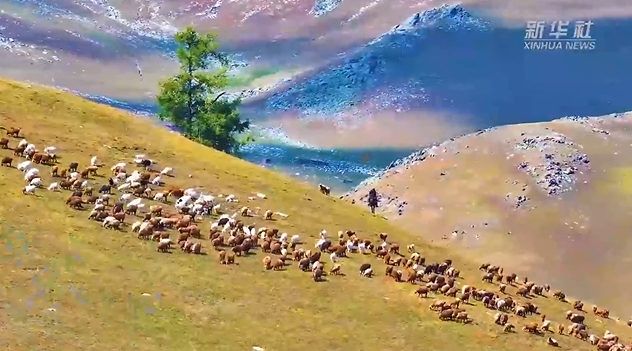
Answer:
347;115;632;317
0;78;629;351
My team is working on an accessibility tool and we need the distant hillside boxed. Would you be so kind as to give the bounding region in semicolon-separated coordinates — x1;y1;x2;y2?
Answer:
346;111;632;316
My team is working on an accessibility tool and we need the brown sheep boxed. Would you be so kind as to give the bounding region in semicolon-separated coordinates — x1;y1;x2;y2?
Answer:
226;253;235;264
168;188;184;198
13;146;24;157
494;312;509;325
573;300;583;311
482;272;494;283
552;290;566;301
0;138;8;149
1;157;12;167
125;205;138;215
455;311;469;323
557;324;564;335
391;257;403;266
318;183;331;195
68;162;79;172
503;323;515;333
66;197;83;209
439;309;454;321
219;250;227;264
3;127;21;137
313;267;324;281
50;166;59;177
211;237;223;249
264;210;273;220
523;322;539;334
329;264;342;276
390;270;402;282
150;205;163;216
262;256;272;270
157;241;171;253
430;300;446;311
87;166;99;176
31;153;43;164
592;306;609;318
180;225;201;239
272;259;284;271
516;286;529;297
388;243;400;255
112;212;126;223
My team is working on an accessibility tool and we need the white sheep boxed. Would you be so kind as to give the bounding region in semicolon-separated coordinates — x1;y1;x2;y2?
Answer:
102;217;121;229
128;198;143;207
17;160;32;172
93;203;106;211
361;268;373;277
118;183;130;191
541;320;551;331
589;334;599;345
358;242;368;254
129;181;141;188
329;252;338;263
43;146;56;155
225;194;236;202
153;192;166;202
29;177;42;187
90;156;99;166
24;144;36;154
211;204;221;214
80;180;89;189
22;185;36;195
279;233;288;243
160;167;173;176
119;194;132;203
291;235;300;244
69;172;79;179
151;176;162;185
184;188;198;198
320;230;327;239
24;168;39;180
17;139;28;149
111;162;126;171
48;182;60;191
315;238;326;249
175;195;192;210
346;239;358;252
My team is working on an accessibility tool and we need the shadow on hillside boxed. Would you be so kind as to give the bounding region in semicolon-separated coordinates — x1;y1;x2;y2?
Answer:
257;16;632;129
393;17;632;127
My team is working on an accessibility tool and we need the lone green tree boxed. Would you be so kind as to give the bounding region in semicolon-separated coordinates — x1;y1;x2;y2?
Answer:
156;27;251;154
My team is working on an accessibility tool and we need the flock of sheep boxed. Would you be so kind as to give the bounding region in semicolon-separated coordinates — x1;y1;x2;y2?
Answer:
1;126;631;351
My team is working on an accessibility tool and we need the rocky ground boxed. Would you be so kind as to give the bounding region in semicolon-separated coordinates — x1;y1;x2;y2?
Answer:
345;111;632;316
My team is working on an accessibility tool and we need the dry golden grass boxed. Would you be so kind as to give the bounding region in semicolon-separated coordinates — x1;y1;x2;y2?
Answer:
0;78;630;351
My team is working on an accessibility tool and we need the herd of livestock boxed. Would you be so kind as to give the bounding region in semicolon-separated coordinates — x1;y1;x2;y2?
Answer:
1;125;631;350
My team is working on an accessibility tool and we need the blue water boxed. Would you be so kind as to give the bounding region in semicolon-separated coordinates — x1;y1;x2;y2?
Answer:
76;93;412;191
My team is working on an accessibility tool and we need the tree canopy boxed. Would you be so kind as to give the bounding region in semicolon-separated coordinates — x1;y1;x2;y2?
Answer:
156;27;251;154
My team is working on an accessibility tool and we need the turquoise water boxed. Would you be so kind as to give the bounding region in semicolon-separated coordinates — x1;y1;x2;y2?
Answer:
76;94;413;192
